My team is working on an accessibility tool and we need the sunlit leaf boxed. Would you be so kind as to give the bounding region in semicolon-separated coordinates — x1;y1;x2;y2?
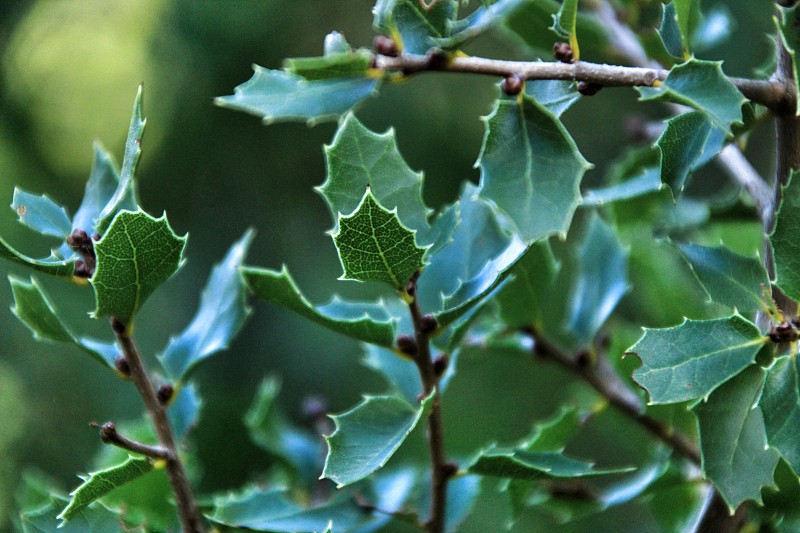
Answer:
630;315;766;404
322;392;434;487
694;365;779;511
58;456;153;523
91;210;187;327
332;188;427;290
159;230;253;381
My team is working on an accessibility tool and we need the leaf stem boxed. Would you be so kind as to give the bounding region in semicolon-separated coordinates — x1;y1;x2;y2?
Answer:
90;421;172;460
112;318;205;533
406;282;450;533
374;54;789;111
525;329;701;466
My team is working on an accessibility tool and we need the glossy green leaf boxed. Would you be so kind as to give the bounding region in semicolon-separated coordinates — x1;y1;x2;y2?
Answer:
496;240;558;329
637;60;745;135
373;0;455;54
477;93;591;243
332;188;427;290
319;114;434;245
72;143;133;236
435;0;527;49
762;356;800;473
469;448;633;480
11;188;72;239
678;243;769;312
159;230;253;381
91;210;187;327
96;86;145;234
524;406;583;453
362;344;421;403
551;0;579;58
58;456;153;523
525;79;581;118
778;5;800;115
658;2;684;58
9;276;117;370
656;112;719;197
694;365;779;511
242;265;397;347
0;237;74;278
244;377;322;484
771;171;800;301
322;392;434;487
168;382;202;443
630;315;766;404
216;66;380;126
21;496;123;533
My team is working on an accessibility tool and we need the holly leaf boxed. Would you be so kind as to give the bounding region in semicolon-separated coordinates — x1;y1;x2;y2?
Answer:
694;365;779;511
637;60;745;135
678;243;770;312
0;238;75;277
242;265;397;347
159;230;253;381
496;239;558;329
216;67;379;126
469;448;633;480
58;456;154;523
21;495;123;533
91;210;187;328
629;315;766;404
777;5;800;115
168;382;202;443
9;275;118;370
373;0;456;54
658;0;700;59
551;0;579;59
332;188;427;291
525;79;581;118
435;0;527;49
11;188;72;239
771;171;800;301
322;391;435;487
284;46;374;81
477;93;591;243
95;86;145;235
319;113;434;246
761;356;800;474
656;112;725;197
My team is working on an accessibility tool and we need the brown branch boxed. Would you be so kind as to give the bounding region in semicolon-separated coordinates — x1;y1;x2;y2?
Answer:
90;421;172;461
374;54;789;111
403;278;451;533
112;318;205;533
526;330;701;466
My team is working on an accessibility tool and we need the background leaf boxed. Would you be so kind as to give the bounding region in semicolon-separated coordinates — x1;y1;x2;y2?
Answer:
373;0;456;54
771;171;800;301
21;496;124;533
777;5;800;116
322;392;434;487
630;315;765;404
469;448;633;480
761;356;800;474
11;188;72;239
0;237;74;278
159;230;253;381
91;210;187;326
656;112;723;197
694;365;779;511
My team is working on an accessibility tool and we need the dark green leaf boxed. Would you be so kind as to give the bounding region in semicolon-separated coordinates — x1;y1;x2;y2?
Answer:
762;356;800;473
435;0;527;49
0;237;74;278
630;315;766;404
469;448;633;480
319;113;434;246
21;496;124;533
657;112;719;197
243;265;397;347
772;171;800;301
332;188;427;290
694;365;779;511
95;86;145;234
761;460;800;532
582;168;662;205
637;60;745;135
11;188;72;239
523;406;583;453
778;5;800;116
322;392;434;487
91;210;187;327
477;93;591;242
58;456;153;523
159;230;253;381
216;67;380;126
551;0;579;58
9;276;117;369
678;243;769;312
374;0;456;54
658;1;684;59
496;239;558;329
525;79;581;117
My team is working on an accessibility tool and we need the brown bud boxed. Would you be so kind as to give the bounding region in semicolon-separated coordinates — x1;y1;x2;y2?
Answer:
426;49;448;71
114;355;131;377
769;321;799;343
501;74;524;96
302;395;327;420
553;41;575;64
577;81;603;96
373;35;398;57
157;383;174;404
420;314;438;334
397;334;418;356
432;353;449;376
110;317;126;335
575;349;592;368
442;462;459;479
98;421;117;443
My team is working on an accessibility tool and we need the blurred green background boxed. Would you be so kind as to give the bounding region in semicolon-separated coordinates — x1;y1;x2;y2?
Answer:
0;1;779;531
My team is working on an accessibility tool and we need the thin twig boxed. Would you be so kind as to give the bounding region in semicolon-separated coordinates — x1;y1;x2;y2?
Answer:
404;279;450;533
90;421;172;461
527;330;701;466
112;318;205;533
717;144;774;226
